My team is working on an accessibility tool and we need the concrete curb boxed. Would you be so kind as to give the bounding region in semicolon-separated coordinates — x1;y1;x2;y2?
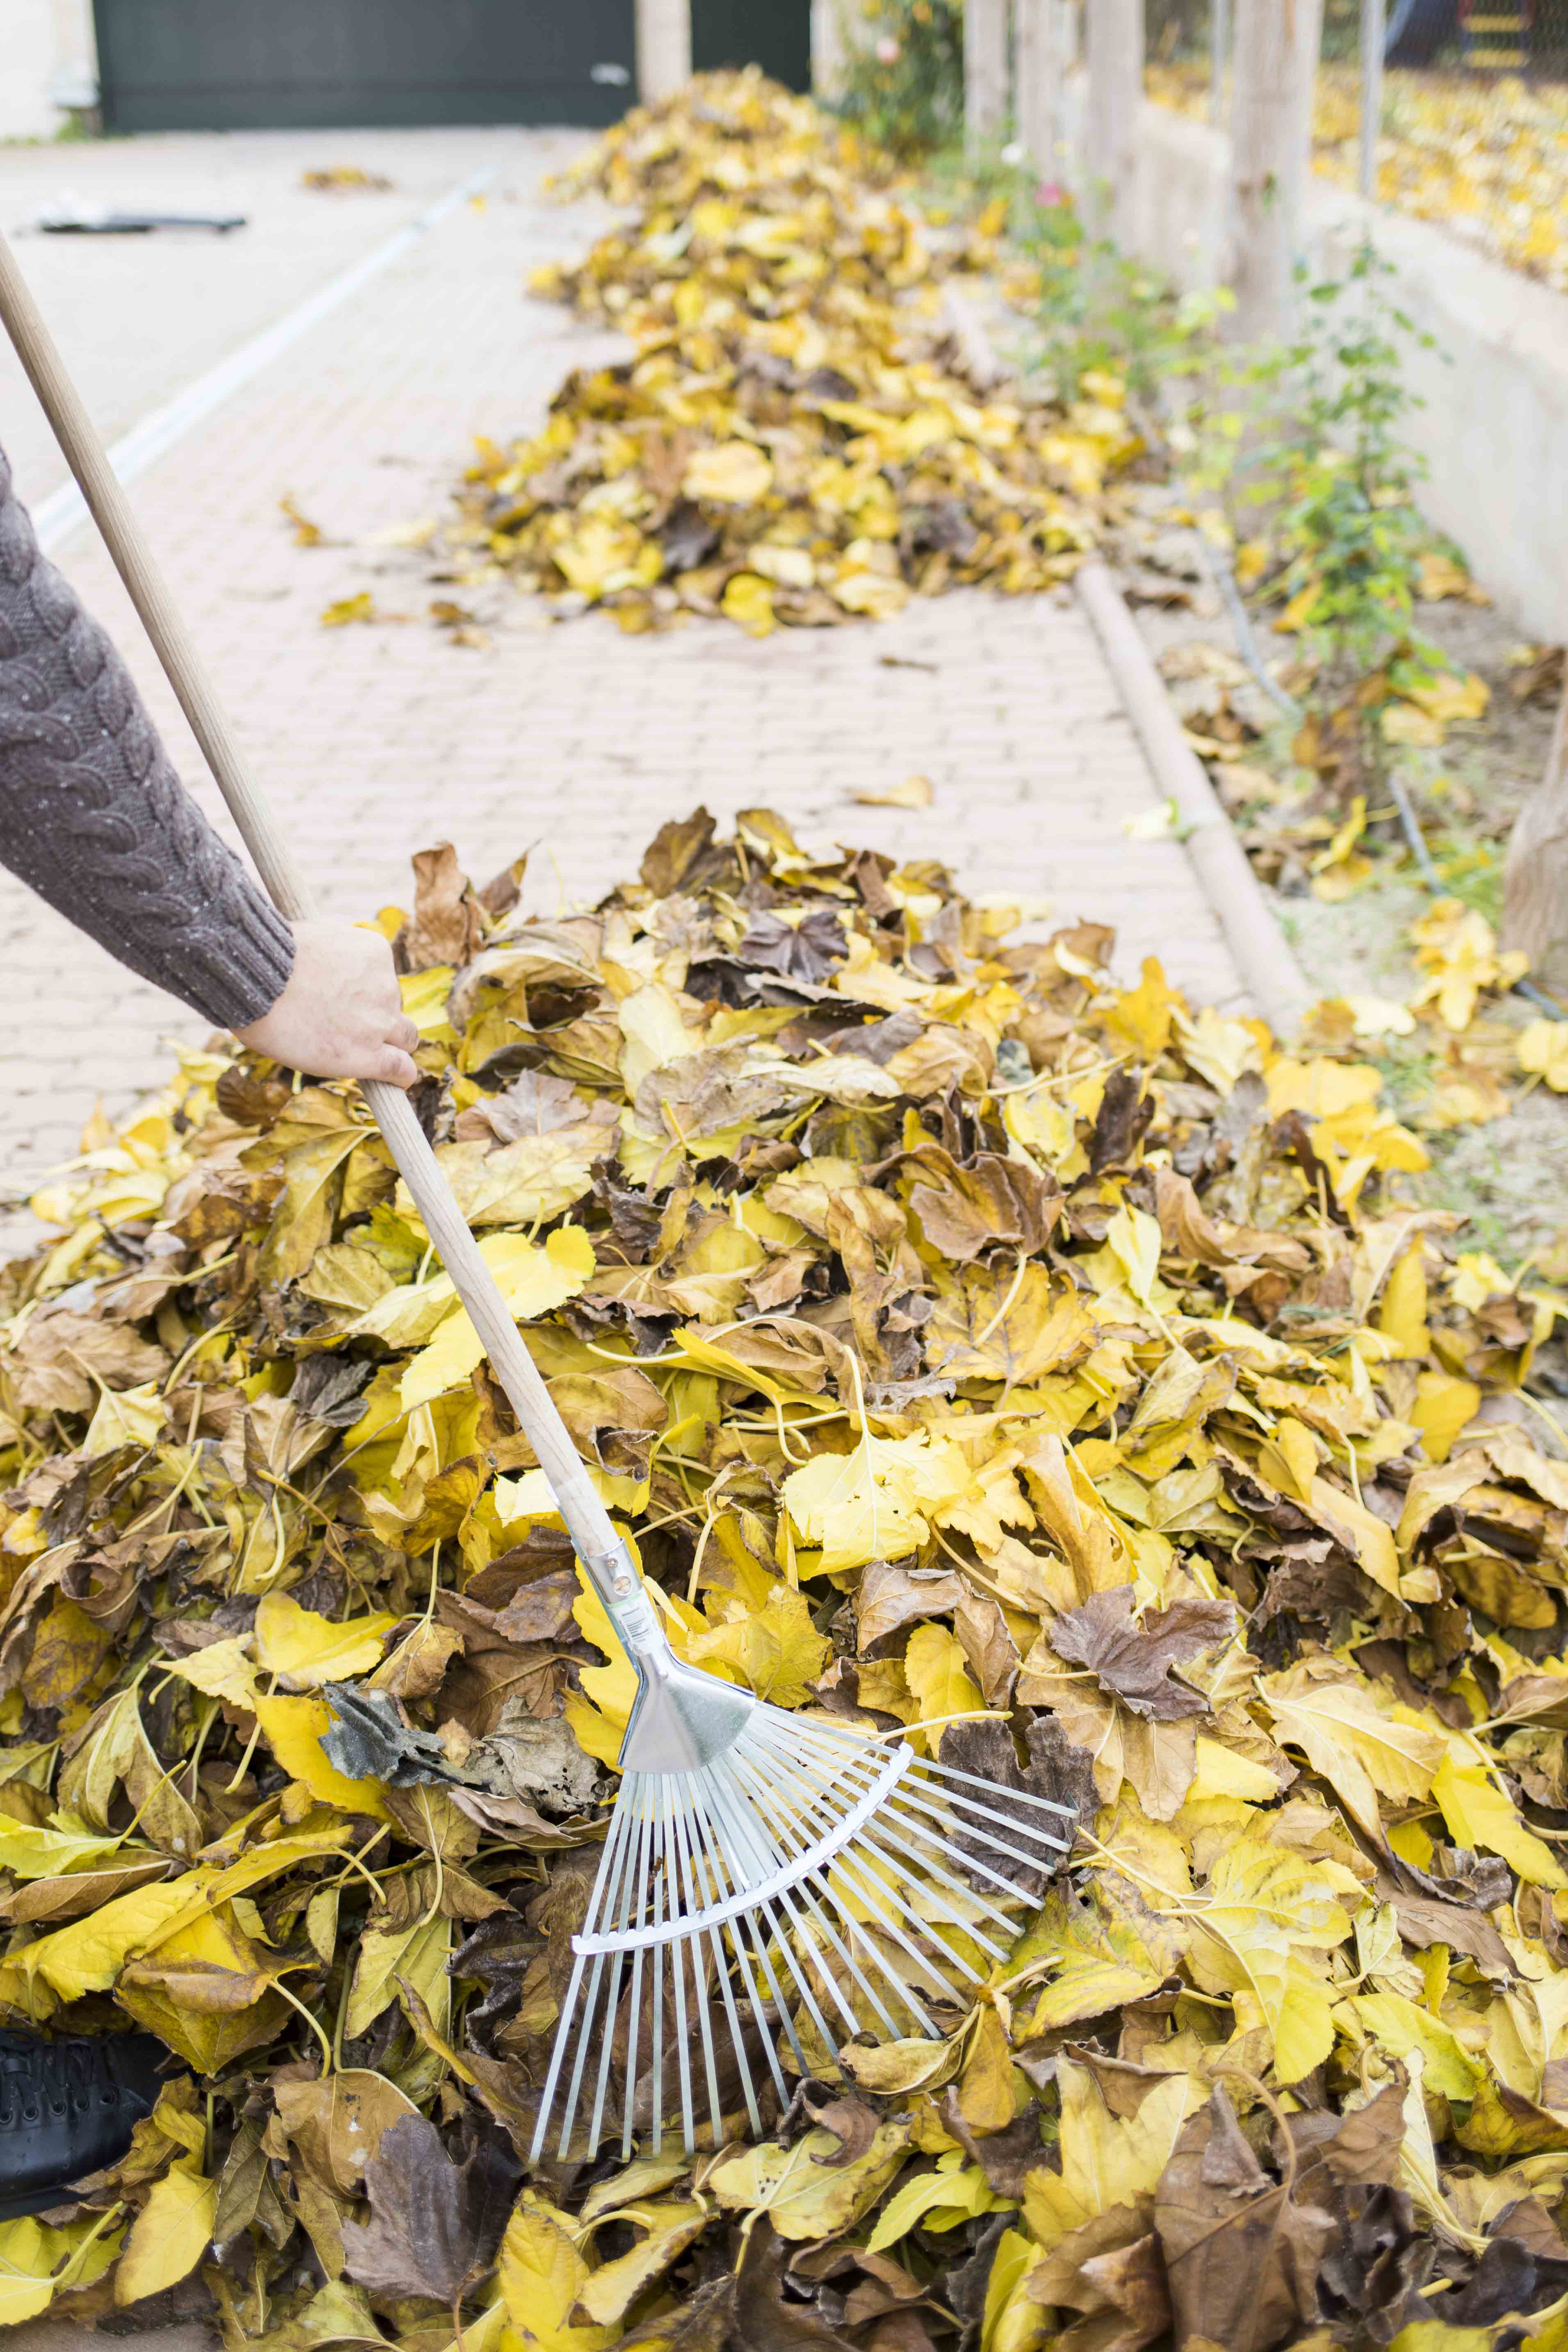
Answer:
1074;557;1315;1041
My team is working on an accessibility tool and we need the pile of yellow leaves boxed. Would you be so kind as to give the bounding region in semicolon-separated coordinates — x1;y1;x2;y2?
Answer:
11;809;1568;2348
1149;62;1568;294
444;71;1134;635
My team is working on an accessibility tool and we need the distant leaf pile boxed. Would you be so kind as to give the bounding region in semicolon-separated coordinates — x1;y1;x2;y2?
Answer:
11;809;1568;2347
1149;62;1568;295
445;71;1134;636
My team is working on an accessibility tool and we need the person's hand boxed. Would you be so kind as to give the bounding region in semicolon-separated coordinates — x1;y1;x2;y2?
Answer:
235;921;420;1087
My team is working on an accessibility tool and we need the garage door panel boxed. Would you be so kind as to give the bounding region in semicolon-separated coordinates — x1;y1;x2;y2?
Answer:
94;0;638;130
690;0;810;89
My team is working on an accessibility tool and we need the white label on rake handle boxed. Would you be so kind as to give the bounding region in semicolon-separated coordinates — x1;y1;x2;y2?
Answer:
606;1579;662;1654
572;1743;916;1955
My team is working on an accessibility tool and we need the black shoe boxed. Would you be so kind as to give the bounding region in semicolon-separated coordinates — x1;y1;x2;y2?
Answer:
0;2031;170;2218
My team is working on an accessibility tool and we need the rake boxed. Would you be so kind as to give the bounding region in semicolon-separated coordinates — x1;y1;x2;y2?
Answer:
0;231;1076;2163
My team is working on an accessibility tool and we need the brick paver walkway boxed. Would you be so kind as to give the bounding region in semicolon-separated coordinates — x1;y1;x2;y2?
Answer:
0;124;1244;1227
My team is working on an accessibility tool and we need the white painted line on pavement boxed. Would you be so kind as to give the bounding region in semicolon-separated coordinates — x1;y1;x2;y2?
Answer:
32;163;498;557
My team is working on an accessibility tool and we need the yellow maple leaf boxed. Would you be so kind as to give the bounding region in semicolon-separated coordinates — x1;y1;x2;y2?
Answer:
1519;1019;1568;1092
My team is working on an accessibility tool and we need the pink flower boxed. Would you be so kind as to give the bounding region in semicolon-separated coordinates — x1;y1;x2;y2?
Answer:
1036;179;1065;207
875;34;901;62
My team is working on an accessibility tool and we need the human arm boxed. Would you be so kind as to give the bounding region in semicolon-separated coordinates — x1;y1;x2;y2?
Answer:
0;439;416;1085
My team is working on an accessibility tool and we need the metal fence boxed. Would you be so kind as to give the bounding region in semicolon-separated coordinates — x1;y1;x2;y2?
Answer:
1143;0;1568;294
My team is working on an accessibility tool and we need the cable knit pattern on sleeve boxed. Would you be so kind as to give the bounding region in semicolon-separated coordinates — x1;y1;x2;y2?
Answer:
0;440;294;1029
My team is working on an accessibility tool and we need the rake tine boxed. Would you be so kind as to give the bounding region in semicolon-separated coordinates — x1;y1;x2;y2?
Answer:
701;1764;863;2051
728;1915;789;2111
742;1901;814;2081
796;1770;1032;1965
728;1750;947;2029
823;1834;990;1996
869;1799;1044;1936
850;1814;1012;1962
758;1887;860;2063
531;1788;637;2163
734;1734;1014;1956
919;1751;1078;1825
556;1868;627;2154
666;1786;724;2148
683;1778;765;2137
649;1781;699;2153
690;1772;797;2104
809;1865;950;2029
695;1773;815;2088
533;1948;588;2166
732;1736;1010;1989
934;1786;1073;1853
588;1769;652;2161
905;1771;1075;1865
804;1724;1076;1855
722;1763;892;2028
650;1785;668;2152
880;1774;1067;1905
620;1777;656;2161
712;1774;868;2059
731;1746;960;2037
744;1806;917;2043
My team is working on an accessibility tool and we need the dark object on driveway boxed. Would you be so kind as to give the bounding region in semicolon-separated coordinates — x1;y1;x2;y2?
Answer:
38;206;246;234
0;2030;169;2217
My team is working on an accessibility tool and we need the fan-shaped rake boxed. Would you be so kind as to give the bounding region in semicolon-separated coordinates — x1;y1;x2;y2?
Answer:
530;1692;1073;2161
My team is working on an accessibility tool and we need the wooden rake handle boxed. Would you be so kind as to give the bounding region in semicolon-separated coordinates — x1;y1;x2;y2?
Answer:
0;227;650;1637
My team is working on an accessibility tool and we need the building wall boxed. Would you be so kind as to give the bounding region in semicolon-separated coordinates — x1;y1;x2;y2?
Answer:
0;0;61;138
0;0;98;138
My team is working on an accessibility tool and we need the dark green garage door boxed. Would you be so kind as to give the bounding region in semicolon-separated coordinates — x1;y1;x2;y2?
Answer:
691;0;811;90
93;0;638;132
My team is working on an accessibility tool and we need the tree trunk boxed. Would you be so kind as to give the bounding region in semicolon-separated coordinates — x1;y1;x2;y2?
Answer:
1016;0;1068;173
1360;0;1386;201
1228;0;1326;344
965;0;1010;156
1085;0;1144;243
1503;673;1568;994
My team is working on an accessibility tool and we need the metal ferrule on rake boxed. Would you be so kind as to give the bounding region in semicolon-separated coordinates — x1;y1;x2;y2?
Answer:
530;1646;1078;2163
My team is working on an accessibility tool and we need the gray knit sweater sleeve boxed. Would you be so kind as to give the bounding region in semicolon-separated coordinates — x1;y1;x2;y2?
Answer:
0;439;294;1029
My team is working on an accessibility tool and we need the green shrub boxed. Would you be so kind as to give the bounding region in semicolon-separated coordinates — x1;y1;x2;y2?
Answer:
836;0;965;158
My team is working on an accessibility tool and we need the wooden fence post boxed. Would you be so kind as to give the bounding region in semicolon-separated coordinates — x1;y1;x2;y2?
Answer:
965;0;1009;157
635;0;691;103
1085;0;1144;241
1016;0;1069;173
1228;0;1325;343
811;0;848;99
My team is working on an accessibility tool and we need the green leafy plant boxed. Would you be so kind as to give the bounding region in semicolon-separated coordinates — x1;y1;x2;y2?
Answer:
1253;245;1437;682
1213;246;1438;686
1184;242;1453;807
836;0;964;159
1015;184;1227;405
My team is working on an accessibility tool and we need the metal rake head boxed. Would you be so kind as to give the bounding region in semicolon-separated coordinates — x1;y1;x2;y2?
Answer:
529;1706;1074;2162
